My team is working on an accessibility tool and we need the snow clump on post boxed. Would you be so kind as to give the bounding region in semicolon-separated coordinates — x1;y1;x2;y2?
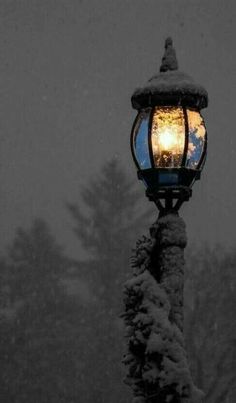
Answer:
122;214;204;403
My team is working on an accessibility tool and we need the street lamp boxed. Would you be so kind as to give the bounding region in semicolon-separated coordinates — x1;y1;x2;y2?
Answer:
130;37;208;213
123;38;208;403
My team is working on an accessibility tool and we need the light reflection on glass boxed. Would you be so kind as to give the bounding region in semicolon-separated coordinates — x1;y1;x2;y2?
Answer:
186;109;206;168
134;110;151;169
151;107;185;168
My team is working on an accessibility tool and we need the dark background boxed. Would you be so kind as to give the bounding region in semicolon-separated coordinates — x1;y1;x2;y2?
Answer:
0;1;235;403
0;0;236;254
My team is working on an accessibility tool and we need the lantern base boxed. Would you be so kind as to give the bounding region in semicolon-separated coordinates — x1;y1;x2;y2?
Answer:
138;168;200;212
146;186;192;213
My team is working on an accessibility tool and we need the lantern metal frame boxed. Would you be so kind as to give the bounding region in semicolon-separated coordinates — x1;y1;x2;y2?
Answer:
130;106;207;213
130;38;208;213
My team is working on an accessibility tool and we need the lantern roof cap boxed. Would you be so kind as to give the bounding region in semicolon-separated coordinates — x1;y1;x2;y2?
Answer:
131;38;208;110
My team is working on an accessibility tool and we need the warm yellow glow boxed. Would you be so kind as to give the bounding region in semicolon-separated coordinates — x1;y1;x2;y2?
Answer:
158;128;179;151
151;107;185;167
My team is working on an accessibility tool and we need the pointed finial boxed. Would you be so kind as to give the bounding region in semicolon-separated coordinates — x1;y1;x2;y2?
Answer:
160;37;178;72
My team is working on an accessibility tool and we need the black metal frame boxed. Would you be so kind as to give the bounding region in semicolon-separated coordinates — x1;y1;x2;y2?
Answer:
131;106;207;212
146;186;192;214
182;107;189;166
137;167;199;212
130;108;153;171
131;90;208;111
148;108;155;168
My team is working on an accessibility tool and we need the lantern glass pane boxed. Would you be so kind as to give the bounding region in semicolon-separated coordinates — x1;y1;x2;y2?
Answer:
186;109;206;169
151;107;185;168
133;110;151;169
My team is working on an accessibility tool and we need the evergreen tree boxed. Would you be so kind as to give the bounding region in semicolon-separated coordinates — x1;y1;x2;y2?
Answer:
185;246;236;403
0;219;85;403
67;158;152;403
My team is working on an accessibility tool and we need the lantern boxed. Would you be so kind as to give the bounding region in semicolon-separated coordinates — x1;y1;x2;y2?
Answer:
130;38;208;211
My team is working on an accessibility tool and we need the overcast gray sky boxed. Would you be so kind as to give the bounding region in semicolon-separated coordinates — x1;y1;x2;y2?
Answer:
0;0;235;257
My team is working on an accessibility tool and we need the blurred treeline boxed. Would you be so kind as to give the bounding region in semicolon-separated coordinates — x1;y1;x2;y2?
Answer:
0;160;235;403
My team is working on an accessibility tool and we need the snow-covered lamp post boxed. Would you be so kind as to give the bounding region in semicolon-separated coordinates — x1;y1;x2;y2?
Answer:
123;38;208;403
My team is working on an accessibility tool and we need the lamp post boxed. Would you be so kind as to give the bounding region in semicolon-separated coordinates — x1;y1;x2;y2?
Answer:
123;38;208;403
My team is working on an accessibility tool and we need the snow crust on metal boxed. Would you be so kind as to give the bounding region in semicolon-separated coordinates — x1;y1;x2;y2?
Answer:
131;38;208;110
132;70;208;110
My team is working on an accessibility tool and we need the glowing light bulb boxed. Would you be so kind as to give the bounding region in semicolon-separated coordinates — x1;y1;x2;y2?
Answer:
158;128;177;151
151;107;185;167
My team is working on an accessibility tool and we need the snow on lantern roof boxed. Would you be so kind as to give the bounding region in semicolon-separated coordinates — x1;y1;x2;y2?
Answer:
131;38;208;111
